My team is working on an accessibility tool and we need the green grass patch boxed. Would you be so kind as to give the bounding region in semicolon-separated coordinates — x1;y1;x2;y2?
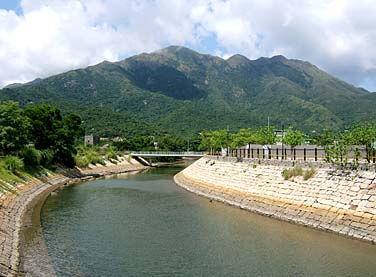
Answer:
282;166;316;180
75;147;106;167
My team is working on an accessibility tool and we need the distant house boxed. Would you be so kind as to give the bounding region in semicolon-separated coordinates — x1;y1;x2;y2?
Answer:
112;136;124;142
84;134;99;146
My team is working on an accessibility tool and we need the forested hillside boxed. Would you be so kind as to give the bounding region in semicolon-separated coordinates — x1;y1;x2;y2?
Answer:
1;46;375;138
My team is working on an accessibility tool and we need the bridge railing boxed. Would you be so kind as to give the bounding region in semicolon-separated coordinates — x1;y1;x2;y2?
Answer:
130;151;205;156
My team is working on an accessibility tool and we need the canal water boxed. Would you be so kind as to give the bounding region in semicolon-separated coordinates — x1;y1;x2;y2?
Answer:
40;166;376;276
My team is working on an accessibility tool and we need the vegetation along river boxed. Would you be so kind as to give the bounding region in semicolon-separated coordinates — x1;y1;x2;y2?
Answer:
36;165;376;276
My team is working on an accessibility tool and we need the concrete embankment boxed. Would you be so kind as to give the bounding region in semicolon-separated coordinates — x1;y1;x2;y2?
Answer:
0;157;146;277
174;156;376;243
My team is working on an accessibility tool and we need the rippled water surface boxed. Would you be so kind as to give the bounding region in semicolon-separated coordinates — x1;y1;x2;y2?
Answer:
41;166;376;276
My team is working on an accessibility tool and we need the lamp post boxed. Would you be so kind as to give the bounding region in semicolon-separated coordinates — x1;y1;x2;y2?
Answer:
281;124;285;160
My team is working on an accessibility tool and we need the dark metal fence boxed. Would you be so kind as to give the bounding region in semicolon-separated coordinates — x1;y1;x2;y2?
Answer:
229;145;376;163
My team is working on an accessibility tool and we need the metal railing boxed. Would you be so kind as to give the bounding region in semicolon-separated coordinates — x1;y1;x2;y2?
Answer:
130;151;205;157
227;146;376;163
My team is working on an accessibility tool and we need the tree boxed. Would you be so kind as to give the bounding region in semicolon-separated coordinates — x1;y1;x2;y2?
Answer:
199;131;216;154
24;104;84;168
284;128;305;159
158;134;186;151
312;129;336;146
0;101;30;155
343;123;376;163
254;126;276;145
114;136;155;151
199;129;231;154
63;113;84;143
24;104;63;150
232;128;256;148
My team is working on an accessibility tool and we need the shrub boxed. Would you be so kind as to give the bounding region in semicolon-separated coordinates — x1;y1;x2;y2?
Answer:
282;166;317;180
4;156;24;172
281;166;306;180
21;147;42;168
303;167;317;180
40;149;54;167
105;147;118;161
85;150;104;165
75;156;90;168
282;169;290;180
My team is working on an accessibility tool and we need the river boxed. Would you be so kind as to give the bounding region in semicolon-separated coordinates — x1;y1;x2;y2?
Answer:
37;165;376;276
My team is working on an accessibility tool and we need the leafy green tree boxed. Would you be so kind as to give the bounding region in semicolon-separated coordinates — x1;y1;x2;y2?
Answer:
21;147;42;168
254;126;276;145
343;123;376;163
24;104;63;150
199;131;216;153
0;101;30;155
325;140;349;168
113;136;155;151
284;129;305;148
284;128;306;159
63;114;84;143
199;129;231;154
231;128;256;148
312;129;336;146
158;134;186;151
24;104;83;168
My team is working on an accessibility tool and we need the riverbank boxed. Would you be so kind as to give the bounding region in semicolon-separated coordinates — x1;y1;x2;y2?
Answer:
0;156;147;276
174;156;376;244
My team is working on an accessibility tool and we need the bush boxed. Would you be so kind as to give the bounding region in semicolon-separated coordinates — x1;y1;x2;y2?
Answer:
21;147;42;168
4;156;24;172
105;147;118;161
85;151;103;165
282;166;316;180
303;167;317;180
40;149;54;167
75;156;90;168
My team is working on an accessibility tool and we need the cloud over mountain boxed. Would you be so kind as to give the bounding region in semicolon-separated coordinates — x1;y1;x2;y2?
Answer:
1;0;376;91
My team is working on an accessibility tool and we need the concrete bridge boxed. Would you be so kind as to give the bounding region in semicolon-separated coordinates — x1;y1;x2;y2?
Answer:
130;151;204;166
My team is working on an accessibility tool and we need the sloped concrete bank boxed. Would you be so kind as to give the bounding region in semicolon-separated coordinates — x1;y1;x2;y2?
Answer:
174;156;376;244
0;158;147;277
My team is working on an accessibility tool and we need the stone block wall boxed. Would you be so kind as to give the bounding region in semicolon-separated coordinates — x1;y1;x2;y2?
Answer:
174;157;376;243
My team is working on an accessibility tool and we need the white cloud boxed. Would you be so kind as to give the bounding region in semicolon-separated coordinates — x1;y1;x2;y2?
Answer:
0;0;201;86
1;0;376;91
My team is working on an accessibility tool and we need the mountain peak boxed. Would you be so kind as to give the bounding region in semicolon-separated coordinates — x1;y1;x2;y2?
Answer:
270;55;288;62
153;45;199;56
227;54;250;67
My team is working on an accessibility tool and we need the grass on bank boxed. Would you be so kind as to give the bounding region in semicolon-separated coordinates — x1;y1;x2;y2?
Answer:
282;166;317;181
0;158;32;193
75;146;119;168
0;153;53;194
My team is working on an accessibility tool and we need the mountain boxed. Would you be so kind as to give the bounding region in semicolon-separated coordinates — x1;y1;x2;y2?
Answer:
1;45;376;138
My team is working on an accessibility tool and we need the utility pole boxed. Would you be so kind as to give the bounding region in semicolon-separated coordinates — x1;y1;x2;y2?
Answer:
267;116;271;146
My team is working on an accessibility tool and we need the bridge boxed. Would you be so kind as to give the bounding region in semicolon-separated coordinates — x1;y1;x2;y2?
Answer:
130;151;204;157
130;151;205;166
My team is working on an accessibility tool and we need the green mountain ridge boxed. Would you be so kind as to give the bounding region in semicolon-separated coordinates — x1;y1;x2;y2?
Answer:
1;45;375;138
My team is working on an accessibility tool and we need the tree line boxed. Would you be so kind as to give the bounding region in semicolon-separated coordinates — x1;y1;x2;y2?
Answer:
198;124;376;165
0;101;83;170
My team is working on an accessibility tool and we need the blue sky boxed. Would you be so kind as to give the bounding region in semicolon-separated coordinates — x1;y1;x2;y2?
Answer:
1;0;21;13
1;0;376;91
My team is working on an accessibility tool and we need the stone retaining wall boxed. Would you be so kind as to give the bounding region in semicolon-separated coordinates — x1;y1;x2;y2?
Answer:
0;159;146;276
174;156;376;243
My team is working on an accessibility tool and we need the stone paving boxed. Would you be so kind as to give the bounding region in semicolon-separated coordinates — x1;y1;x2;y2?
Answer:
175;157;376;244
0;159;146;277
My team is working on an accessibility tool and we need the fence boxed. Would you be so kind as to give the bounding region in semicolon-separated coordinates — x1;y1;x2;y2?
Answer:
228;145;376;163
